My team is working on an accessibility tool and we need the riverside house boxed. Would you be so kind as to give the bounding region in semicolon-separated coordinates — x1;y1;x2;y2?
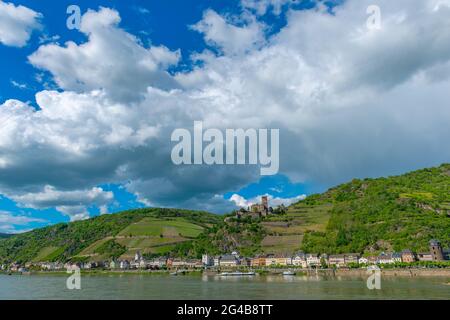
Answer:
240;257;252;267
41;262;64;271
250;257;266;267
306;254;320;267
148;257;167;268
218;255;240;267
168;259;187;268
401;250;416;263
392;253;402;263
265;254;292;267
344;254;360;265
185;259;203;269
329;255;346;268
292;252;307;268
377;253;395;264
119;260;130;269
417;253;433;261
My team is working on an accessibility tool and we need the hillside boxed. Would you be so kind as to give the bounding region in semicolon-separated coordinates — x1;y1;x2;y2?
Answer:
1;164;449;263
301;164;450;254
0;233;13;239
174;164;450;257
170;202;333;257
0;208;221;264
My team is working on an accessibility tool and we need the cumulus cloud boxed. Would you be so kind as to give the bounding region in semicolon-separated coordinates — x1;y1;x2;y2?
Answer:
1;1;450;219
10;186;113;221
0;210;45;233
29;7;180;102
191;9;266;55
0;0;42;47
229;193;306;208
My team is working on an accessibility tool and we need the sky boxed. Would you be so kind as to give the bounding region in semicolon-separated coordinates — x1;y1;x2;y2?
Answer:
0;0;449;233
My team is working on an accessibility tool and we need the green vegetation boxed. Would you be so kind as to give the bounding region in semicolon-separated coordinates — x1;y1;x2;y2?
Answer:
32;246;65;262
173;164;450;258
118;217;203;238
0;208;221;264
94;240;126;259
168;202;332;258
1;164;449;263
301;164;450;254
168;218;267;258
260;203;331;254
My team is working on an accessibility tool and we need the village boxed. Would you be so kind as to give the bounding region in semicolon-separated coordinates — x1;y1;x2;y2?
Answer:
1;198;449;274
2;239;449;274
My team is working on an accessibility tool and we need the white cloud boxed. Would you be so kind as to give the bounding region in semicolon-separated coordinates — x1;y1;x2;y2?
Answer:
10;186;113;221
229;193;306;208
1;1;450;217
0;210;45;233
99;205;109;215
10;80;28;90
191;9;266;56
55;206;89;222
0;0;42;47
28;7;181;102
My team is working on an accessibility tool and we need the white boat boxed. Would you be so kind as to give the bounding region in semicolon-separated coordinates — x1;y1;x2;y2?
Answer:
282;271;296;276
170;270;187;276
219;272;256;276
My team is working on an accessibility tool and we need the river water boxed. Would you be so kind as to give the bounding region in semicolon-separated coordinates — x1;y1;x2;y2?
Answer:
0;274;449;300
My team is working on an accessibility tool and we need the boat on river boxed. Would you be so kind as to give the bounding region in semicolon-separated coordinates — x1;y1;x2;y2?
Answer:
219;272;256;276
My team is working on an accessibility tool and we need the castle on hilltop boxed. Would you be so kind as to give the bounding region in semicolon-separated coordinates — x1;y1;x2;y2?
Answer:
235;196;273;219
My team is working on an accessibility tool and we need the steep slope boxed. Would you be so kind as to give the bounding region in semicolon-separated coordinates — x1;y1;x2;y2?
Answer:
301;164;450;254
0;208;221;263
1;164;449;263
172;202;332;258
74;217;206;261
177;164;450;257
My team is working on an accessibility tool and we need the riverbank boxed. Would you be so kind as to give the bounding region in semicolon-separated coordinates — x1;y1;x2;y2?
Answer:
2;268;450;278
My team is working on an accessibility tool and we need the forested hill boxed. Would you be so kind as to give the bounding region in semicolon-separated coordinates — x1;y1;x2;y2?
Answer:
0;208;221;264
300;163;450;254
167;164;450;258
0;233;12;239
0;164;449;264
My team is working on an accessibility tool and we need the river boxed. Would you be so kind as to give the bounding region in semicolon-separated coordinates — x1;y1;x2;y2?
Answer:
0;274;449;300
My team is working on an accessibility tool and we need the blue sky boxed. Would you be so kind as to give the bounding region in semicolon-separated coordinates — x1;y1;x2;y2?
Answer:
0;0;323;232
1;0;449;233
1;0;321;104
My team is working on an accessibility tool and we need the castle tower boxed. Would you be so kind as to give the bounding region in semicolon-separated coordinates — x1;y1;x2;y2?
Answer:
261;196;269;216
262;196;268;210
429;239;444;261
